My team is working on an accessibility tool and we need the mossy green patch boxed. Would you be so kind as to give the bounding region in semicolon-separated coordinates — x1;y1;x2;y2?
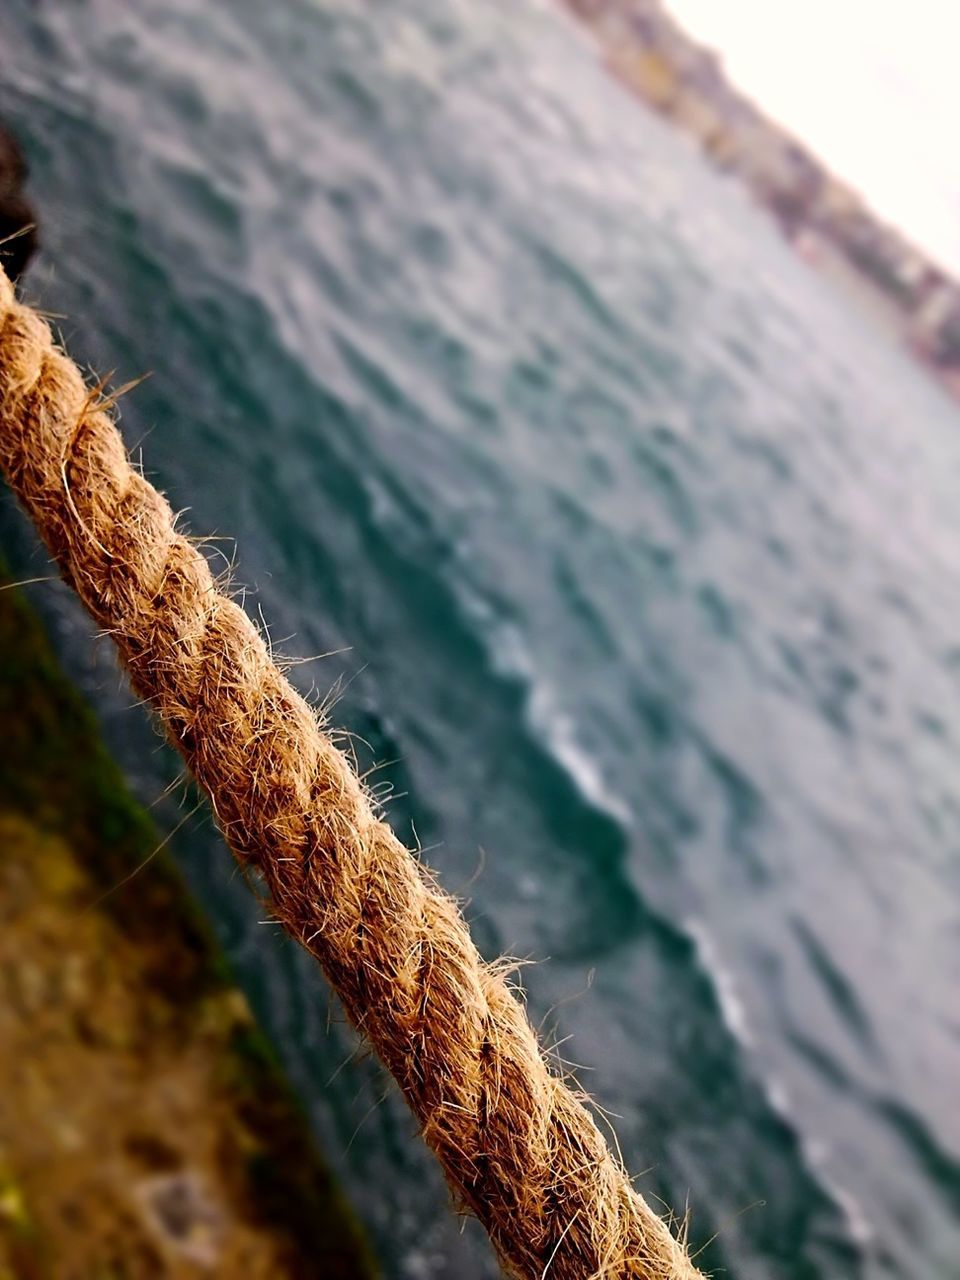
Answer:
0;559;220;1006
0;557;377;1276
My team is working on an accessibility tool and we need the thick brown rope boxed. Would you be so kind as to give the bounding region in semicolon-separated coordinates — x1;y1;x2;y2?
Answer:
0;267;702;1280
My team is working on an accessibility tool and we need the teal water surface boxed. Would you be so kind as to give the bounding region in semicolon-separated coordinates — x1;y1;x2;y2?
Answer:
2;2;959;1276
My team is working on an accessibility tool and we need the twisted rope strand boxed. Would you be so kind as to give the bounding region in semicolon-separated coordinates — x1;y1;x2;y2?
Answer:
0;267;702;1280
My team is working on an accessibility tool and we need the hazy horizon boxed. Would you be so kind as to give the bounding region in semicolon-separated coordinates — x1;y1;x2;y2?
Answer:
667;0;960;277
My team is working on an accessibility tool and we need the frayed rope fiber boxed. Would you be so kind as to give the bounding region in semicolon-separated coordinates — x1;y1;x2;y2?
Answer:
0;266;702;1280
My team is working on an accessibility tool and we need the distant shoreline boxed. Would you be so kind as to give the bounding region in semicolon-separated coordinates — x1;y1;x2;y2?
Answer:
561;0;960;403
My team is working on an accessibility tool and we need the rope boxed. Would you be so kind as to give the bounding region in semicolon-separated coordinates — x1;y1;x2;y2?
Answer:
0;267;702;1280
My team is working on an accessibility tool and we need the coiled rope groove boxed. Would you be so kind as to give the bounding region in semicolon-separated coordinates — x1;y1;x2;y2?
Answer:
0;266;702;1280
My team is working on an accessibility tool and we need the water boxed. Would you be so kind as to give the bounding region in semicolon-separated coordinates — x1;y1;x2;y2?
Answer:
2;2;959;1276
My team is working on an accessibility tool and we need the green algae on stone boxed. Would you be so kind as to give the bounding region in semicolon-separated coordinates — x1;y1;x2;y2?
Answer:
0;559;377;1276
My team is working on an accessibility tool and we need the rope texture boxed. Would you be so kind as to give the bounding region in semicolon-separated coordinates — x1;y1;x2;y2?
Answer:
0;267;701;1280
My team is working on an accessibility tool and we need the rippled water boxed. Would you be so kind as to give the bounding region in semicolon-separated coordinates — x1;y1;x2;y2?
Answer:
3;1;960;1276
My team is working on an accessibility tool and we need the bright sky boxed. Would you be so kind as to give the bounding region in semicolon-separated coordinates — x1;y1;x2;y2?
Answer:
666;0;960;275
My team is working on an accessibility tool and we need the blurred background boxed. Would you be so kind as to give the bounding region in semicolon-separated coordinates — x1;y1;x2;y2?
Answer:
1;0;958;1276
